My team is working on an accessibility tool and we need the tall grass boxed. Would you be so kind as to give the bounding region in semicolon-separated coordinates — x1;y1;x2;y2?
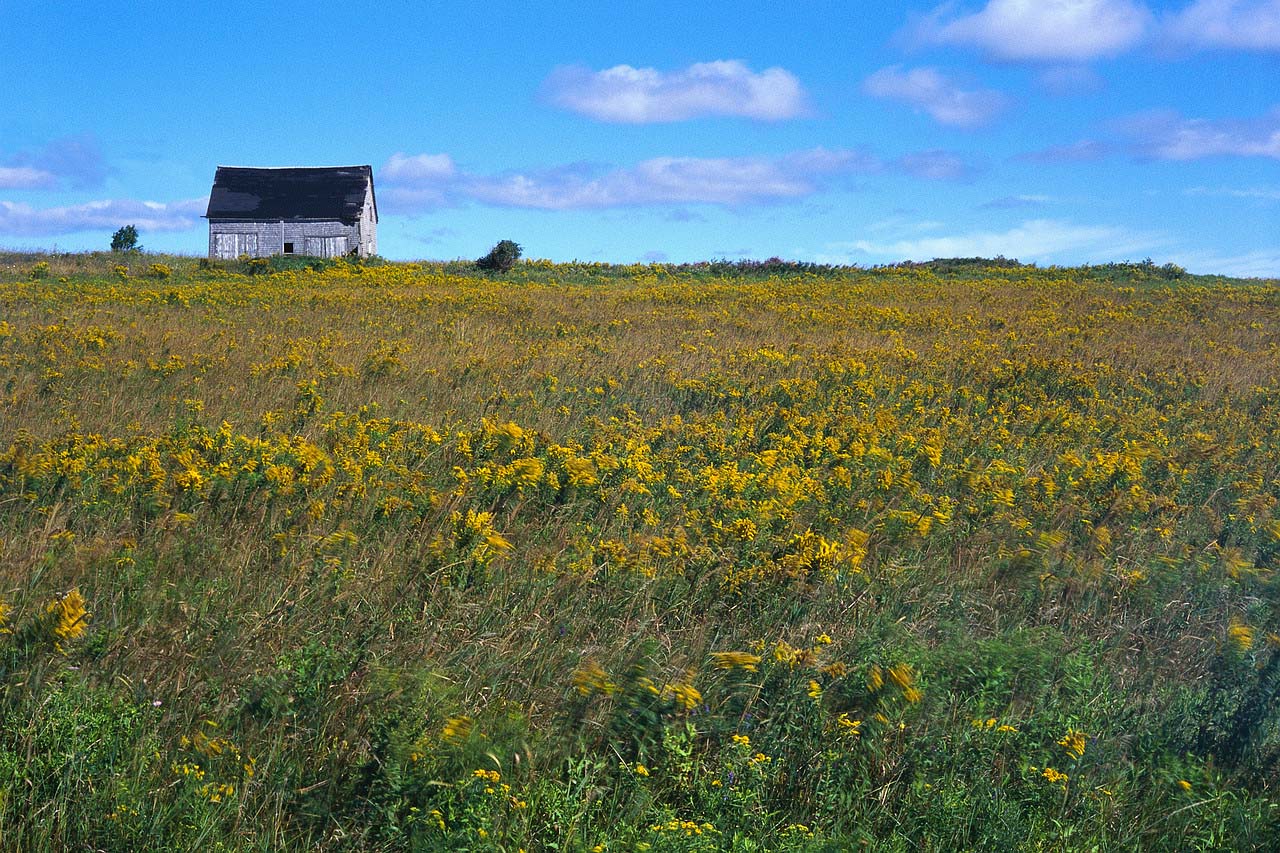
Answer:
1;256;1278;850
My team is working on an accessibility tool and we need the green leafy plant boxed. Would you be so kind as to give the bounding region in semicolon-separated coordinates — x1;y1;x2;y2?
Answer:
110;225;140;253
476;240;522;273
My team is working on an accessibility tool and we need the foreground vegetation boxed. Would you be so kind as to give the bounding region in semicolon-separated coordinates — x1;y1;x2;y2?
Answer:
1;253;1278;850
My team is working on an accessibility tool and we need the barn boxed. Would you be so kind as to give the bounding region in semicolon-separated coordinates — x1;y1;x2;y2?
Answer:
205;165;377;260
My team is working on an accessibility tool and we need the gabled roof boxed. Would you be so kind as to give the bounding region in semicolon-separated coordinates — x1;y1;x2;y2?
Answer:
205;165;376;223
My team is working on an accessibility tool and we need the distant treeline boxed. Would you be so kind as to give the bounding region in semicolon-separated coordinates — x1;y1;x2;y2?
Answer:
0;250;1219;284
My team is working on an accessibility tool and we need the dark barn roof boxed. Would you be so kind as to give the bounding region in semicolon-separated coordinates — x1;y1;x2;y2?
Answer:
205;165;375;223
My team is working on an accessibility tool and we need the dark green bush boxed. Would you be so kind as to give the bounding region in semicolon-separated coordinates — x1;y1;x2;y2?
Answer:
476;240;522;273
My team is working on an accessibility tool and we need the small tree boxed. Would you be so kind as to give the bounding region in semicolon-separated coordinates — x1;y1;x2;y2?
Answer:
111;225;140;253
476;239;522;273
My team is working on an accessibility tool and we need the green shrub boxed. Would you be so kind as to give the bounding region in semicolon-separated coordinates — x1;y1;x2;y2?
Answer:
476;240;522;273
110;225;140;253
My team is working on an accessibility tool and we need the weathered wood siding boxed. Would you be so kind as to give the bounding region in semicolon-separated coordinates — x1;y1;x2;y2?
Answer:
208;219;364;260
358;183;377;257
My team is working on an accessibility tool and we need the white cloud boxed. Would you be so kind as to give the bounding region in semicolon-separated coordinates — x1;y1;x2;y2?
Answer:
981;194;1054;208
919;0;1151;61
1017;139;1111;162
0;166;56;190
379;152;460;212
1164;0;1280;51
379;144;978;213
1176;248;1280;277
1037;65;1105;95
0;198;206;236
542;60;809;123
894;150;979;181
3;136;108;190
1122;108;1280;160
381;148;883;211
819;219;1156;264
382;152;456;183
863;66;1008;128
465;149;872;209
1185;185;1280;200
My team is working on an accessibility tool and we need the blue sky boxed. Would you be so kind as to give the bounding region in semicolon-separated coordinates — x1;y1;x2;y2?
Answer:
2;0;1278;274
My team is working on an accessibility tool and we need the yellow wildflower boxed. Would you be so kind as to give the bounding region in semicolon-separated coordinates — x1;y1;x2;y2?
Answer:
572;659;616;696
442;715;472;744
836;713;862;736
710;651;761;672
1228;618;1255;652
887;663;914;690
1058;729;1087;760
47;589;90;650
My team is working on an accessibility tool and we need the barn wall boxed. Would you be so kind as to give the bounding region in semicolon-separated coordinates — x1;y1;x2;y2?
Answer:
358;183;377;257
208;220;360;259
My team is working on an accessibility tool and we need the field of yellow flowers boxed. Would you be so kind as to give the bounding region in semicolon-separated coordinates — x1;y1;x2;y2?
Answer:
1;253;1278;850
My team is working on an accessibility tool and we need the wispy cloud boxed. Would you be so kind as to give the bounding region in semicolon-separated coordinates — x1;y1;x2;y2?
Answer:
1163;0;1280;51
1176;247;1280;277
818;218;1156;264
379;145;980;212
862;66;1008;128
1121;108;1280;160
0;198;206;236
1037;65;1105;95
916;0;1151;61
1017;139;1111;162
0;166;56;190
379;152;459;212
893;150;981;181
980;194;1053;209
381;148;881;211
542;60;809;123
463;149;874;209
1185;185;1280;200
3;135;109;190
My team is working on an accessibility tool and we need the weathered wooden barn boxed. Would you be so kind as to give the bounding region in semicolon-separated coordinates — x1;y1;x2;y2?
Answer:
205;165;377;259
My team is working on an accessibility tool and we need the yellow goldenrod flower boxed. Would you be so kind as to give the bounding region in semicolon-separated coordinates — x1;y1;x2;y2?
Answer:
710;651;762;672
572;659;616;696
47;588;90;651
1042;767;1068;785
1058;729;1087;760
887;663;914;690
442;715;472;744
836;713;862;736
1228;618;1255;652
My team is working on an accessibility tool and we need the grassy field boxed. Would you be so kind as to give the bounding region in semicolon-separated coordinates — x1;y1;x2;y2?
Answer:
1;252;1278;850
